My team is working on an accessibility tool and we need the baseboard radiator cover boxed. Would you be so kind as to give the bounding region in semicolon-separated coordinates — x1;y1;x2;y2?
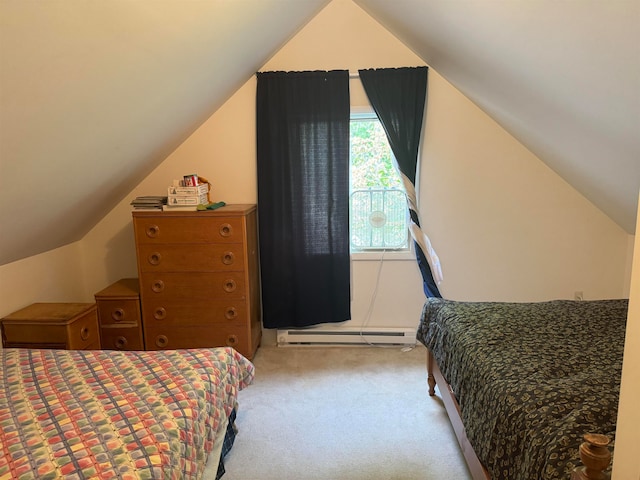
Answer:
276;327;417;346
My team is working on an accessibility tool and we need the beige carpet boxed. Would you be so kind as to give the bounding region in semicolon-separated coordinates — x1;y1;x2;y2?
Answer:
208;344;471;480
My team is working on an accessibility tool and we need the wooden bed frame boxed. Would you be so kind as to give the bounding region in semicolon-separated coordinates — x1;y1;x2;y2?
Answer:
426;349;612;480
426;348;490;480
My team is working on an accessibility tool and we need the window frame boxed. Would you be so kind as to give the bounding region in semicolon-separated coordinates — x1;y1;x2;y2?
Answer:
349;108;415;262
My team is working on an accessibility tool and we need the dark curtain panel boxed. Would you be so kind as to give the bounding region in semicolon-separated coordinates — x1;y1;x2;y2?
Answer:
256;70;351;329
358;66;442;298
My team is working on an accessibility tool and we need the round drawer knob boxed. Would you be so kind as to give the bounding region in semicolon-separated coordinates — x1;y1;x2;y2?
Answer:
222;251;235;265
226;335;238;347
223;279;237;293
80;327;90;341
114;336;128;349
151;280;165;293
225;307;238;320
148;252;162;265
146;224;160;238
219;223;233;237
153;307;167;320
155;335;169;348
111;308;125;322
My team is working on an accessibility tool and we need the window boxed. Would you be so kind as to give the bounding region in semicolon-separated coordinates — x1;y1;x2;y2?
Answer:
350;112;410;255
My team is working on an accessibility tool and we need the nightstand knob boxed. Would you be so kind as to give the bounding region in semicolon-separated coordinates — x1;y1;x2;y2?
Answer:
151;280;165;293
146;224;160;238
148;252;162;265
111;308;125;322
80;327;90;341
222;251;235;265
223;279;237;293
155;335;169;348
220;223;233;237
226;335;238;347
153;307;167;320
225;307;238;320
114;336;128;349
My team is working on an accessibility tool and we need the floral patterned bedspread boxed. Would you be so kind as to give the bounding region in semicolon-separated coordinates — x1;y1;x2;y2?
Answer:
0;347;254;480
418;298;628;480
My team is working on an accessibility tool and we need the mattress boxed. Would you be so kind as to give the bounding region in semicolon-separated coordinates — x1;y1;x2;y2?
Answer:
0;347;254;480
418;297;628;479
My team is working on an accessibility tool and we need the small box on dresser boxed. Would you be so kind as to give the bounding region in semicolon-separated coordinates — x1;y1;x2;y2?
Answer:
94;278;144;350
1;303;100;350
132;204;262;359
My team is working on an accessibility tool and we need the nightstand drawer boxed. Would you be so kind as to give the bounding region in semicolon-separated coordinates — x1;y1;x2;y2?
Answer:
100;326;145;350
94;278;144;351
97;299;141;325
1;303;99;350
66;311;100;349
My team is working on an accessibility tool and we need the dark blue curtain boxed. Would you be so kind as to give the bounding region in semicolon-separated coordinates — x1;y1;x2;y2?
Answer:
359;67;442;298
256;70;351;328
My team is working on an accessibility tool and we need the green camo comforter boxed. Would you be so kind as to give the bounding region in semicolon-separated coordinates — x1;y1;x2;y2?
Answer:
418;298;628;480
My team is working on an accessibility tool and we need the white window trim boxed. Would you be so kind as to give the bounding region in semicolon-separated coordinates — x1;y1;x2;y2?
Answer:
351;249;416;261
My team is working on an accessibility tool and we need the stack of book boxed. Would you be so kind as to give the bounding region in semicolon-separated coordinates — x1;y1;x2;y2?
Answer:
164;179;210;211
130;196;167;211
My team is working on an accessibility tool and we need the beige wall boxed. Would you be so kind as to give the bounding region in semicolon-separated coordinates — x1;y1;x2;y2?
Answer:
0;242;87;318
83;0;629;330
612;192;640;480
420;71;630;302
1;0;631;321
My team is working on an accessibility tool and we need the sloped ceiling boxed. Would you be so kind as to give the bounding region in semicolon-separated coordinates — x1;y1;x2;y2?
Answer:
355;0;640;233
0;0;638;266
0;0;331;266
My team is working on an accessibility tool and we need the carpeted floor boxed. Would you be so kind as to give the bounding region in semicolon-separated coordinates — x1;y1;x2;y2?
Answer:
208;345;471;480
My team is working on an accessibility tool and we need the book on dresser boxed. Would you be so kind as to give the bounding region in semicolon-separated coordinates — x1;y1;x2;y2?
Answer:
131;204;261;359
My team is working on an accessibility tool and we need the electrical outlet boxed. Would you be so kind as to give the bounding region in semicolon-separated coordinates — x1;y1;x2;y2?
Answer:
574;291;584;301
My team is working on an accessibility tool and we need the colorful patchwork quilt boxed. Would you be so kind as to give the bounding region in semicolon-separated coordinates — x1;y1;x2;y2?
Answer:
0;347;254;480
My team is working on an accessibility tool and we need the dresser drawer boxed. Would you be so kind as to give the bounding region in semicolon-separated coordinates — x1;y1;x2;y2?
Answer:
134;216;245;245
137;244;245;272
140;272;246;298
145;325;250;355
141;299;248;327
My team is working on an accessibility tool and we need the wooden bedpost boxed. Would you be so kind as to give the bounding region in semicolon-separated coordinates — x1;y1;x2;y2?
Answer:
426;349;436;396
571;434;612;480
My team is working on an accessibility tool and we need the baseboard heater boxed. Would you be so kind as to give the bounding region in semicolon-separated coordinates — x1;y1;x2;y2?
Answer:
276;327;417;346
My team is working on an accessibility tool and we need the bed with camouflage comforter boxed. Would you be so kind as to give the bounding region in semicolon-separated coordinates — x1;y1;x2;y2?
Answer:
417;298;628;480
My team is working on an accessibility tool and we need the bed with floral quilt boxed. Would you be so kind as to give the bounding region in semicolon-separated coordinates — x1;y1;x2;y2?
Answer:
417;297;628;480
0;346;254;480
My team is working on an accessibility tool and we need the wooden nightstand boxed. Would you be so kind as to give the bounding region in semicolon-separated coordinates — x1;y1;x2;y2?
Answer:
94;278;144;350
1;303;100;350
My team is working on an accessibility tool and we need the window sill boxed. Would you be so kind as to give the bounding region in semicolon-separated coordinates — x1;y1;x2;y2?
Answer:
351;250;415;261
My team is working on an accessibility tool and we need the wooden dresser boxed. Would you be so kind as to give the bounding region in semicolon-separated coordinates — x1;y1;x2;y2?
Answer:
1;303;100;350
132;204;261;359
94;278;144;350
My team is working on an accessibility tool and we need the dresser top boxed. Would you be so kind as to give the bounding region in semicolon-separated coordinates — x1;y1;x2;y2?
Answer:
94;278;140;299
132;203;256;218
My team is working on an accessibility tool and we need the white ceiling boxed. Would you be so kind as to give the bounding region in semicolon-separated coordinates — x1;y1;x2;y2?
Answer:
0;0;638;266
